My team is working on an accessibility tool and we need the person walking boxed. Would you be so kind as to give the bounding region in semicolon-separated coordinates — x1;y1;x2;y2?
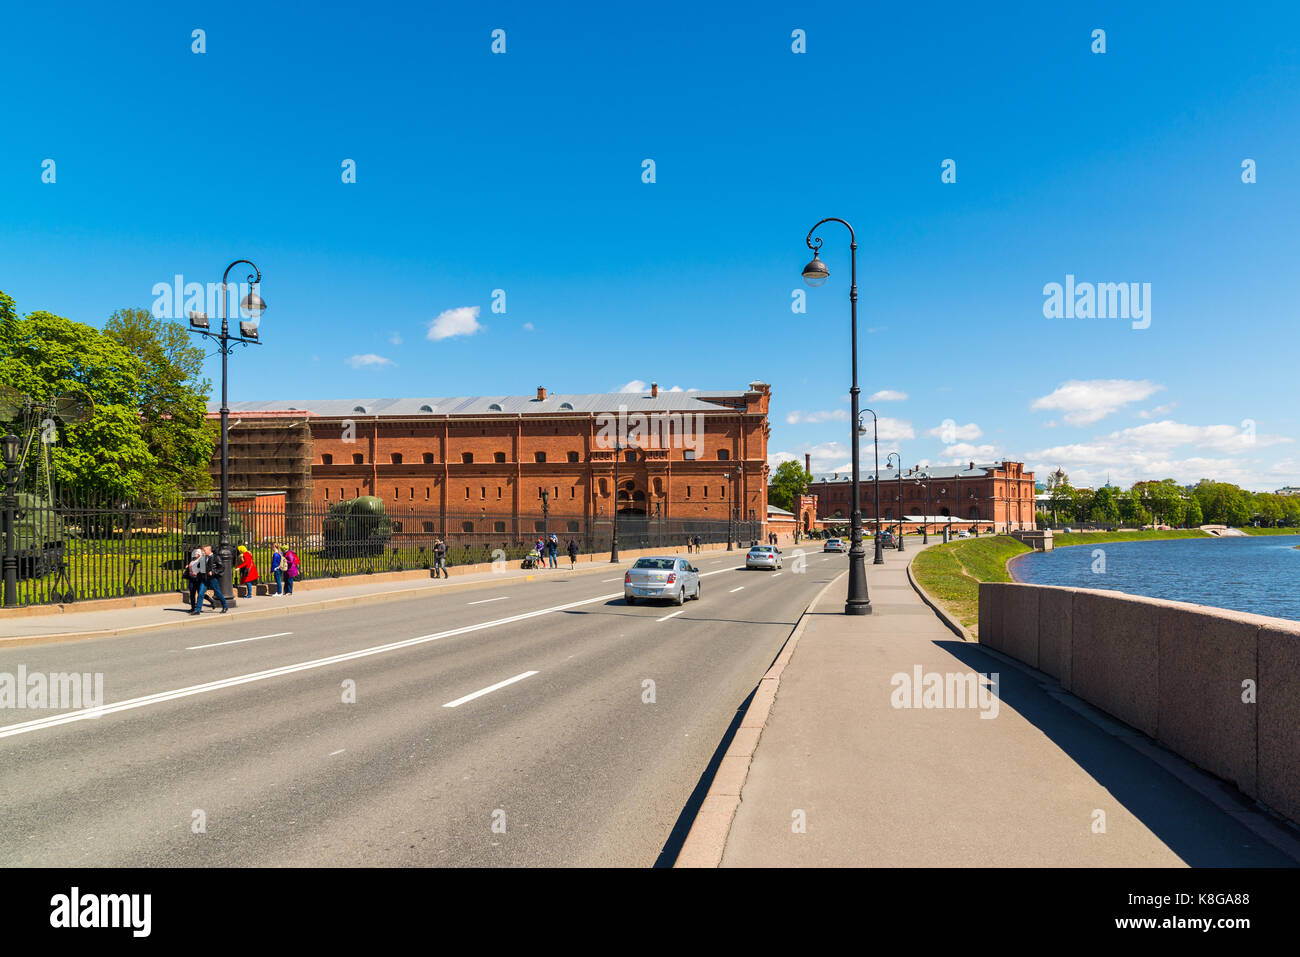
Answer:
194;546;228;614
693;534;701;553
270;544;283;596
433;537;448;579
282;545;299;595
566;537;578;568
547;533;559;569
185;548;204;611
234;544;259;599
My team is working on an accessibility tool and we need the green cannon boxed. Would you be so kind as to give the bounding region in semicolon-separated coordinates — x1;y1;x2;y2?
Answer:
12;492;67;578
181;500;245;560
322;496;392;557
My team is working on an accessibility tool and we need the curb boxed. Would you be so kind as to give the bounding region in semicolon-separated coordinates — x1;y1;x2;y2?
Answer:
673;569;846;868
905;557;976;642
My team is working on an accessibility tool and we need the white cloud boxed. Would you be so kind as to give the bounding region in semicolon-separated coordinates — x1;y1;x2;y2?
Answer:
522;322;534;331
388;332;403;345
865;416;915;442
787;409;850;425
1030;379;1163;426
347;353;395;369
869;389;908;402
926;421;983;442
617;379;648;393
427;305;484;341
940;443;999;463
1136;402;1175;420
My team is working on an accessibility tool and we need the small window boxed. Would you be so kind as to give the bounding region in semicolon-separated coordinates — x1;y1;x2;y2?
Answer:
567;451;579;463
392;521;404;533
462;452;474;464
534;452;546;463
559;402;574;411
480;487;486;499
391;453;403;464
566;520;579;532
684;449;696;460
624;450;635;463
421;521;436;533
534;521;546;533
322;453;333;465
465;487;470;499
324;487;330;499
422;452;435;464
352;453;364;465
419;404;434;413
718;449;729;460
353;405;367;413
494;451;506;463
494;521;506;533
488;403;503;412
497;487;502;499
687;485;692;498
462;521;474;532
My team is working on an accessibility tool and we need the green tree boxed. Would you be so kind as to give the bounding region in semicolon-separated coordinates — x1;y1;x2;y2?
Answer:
768;459;812;512
1118;488;1151;526
1183;494;1203;527
104;307;216;498
1088;486;1121;524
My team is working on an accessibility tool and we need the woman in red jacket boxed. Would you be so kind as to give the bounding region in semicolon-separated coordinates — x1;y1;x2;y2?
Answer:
234;545;259;599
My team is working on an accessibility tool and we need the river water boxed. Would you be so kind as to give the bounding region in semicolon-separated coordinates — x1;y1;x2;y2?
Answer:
1008;534;1300;622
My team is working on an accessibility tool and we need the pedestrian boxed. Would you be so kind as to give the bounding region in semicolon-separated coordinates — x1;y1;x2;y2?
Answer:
566;538;578;568
693;534;701;552
195;546;228;614
185;548;204;611
686;537;692;554
234;544;259;599
270;544;283;596
282;545;299;595
433;537;448;579
547;533;558;569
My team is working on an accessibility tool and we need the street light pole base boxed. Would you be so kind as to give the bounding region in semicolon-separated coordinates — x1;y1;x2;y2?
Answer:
844;599;873;615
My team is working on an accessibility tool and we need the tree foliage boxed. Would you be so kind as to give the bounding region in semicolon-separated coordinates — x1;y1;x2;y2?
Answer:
768;459;812;512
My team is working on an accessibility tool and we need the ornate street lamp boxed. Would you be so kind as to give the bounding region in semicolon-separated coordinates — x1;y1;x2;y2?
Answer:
2;432;21;607
914;470;932;544
541;489;549;542
722;469;734;551
802;218;870;615
610;442;623;562
886;452;904;552
857;409;884;565
188;259;265;605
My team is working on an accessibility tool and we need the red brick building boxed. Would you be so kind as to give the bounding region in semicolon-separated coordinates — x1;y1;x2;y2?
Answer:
806;460;1037;533
217;382;772;538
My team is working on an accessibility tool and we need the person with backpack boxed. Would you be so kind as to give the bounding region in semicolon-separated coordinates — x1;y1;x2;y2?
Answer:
566;538;578;568
433;537;448;579
193;546;228;614
547;533;559;569
282;546;299;595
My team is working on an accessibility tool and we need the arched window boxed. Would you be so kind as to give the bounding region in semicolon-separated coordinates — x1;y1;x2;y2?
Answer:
352;453;364;465
390;453;403;464
494;451;506;463
567;451;579;462
462;452;473;463
422;452;435;464
321;453;333;465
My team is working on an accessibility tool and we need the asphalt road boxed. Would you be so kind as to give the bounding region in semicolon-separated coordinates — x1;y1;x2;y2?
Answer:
0;548;844;866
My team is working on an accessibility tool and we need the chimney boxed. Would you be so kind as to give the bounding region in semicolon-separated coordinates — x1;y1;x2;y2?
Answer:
537;386;546;401
969;461;975;470
651;382;659;398
805;453;811;474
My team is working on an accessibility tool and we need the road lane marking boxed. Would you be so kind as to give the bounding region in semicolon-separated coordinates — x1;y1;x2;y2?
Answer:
466;596;507;605
729;587;744;593
0;591;623;741
330;749;345;756
657;610;685;622
443;670;538;708
772;572;782;577
601;578;621;582
186;632;293;651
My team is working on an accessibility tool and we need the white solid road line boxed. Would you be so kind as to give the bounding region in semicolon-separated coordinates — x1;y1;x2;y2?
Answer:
443;670;538;708
729;586;744;593
0;591;623;740
466;596;507;605
657;610;685;622
601;578;621;582
329;749;345;756
186;632;293;651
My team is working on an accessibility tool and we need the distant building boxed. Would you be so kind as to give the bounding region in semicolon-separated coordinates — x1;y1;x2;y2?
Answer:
1277;486;1300;496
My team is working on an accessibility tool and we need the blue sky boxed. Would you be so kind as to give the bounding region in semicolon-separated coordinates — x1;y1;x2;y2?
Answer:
3;1;1299;490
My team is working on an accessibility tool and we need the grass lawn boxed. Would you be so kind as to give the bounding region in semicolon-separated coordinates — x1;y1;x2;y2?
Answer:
910;536;1031;634
1051;529;1211;548
1240;526;1300;536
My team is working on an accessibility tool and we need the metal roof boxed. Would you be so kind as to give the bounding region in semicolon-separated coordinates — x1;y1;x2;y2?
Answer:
217;390;749;417
808;464;1002;483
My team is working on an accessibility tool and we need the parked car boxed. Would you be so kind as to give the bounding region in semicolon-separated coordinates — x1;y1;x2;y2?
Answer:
624;556;700;605
746;545;782;570
824;538;848;553
957;530;972;539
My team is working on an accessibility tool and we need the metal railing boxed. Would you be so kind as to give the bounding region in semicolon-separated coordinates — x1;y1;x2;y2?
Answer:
0;493;760;606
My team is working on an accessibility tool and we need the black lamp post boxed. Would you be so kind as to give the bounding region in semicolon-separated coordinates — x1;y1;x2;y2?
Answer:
541;489;549;542
610;442;623;563
857;409;884;565
886;452;904;552
915;471;932;544
188;259;265;606
1;432;21;607
722;469;734;551
802;218;870;615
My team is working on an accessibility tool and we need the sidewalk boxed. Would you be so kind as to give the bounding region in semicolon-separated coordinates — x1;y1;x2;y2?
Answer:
687;545;1300;867
0;542;736;646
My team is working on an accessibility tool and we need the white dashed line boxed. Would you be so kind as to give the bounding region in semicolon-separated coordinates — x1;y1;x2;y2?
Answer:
657;610;686;622
442;670;539;708
729;587;744;593
601;578;621;582
329;749;345;756
466;596;507;605
186;632;292;651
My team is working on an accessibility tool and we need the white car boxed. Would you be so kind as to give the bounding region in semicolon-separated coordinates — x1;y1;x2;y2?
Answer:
746;545;782;570
958;531;971;539
823;538;848;553
625;557;700;605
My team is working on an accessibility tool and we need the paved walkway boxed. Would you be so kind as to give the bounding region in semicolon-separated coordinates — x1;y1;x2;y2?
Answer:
720;545;1299;867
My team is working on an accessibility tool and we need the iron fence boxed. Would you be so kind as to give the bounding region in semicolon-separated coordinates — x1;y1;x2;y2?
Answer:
0;493;760;606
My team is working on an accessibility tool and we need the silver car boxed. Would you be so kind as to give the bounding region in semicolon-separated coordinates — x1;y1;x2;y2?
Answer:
624;556;701;605
823;538;848;553
746;545;782;570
